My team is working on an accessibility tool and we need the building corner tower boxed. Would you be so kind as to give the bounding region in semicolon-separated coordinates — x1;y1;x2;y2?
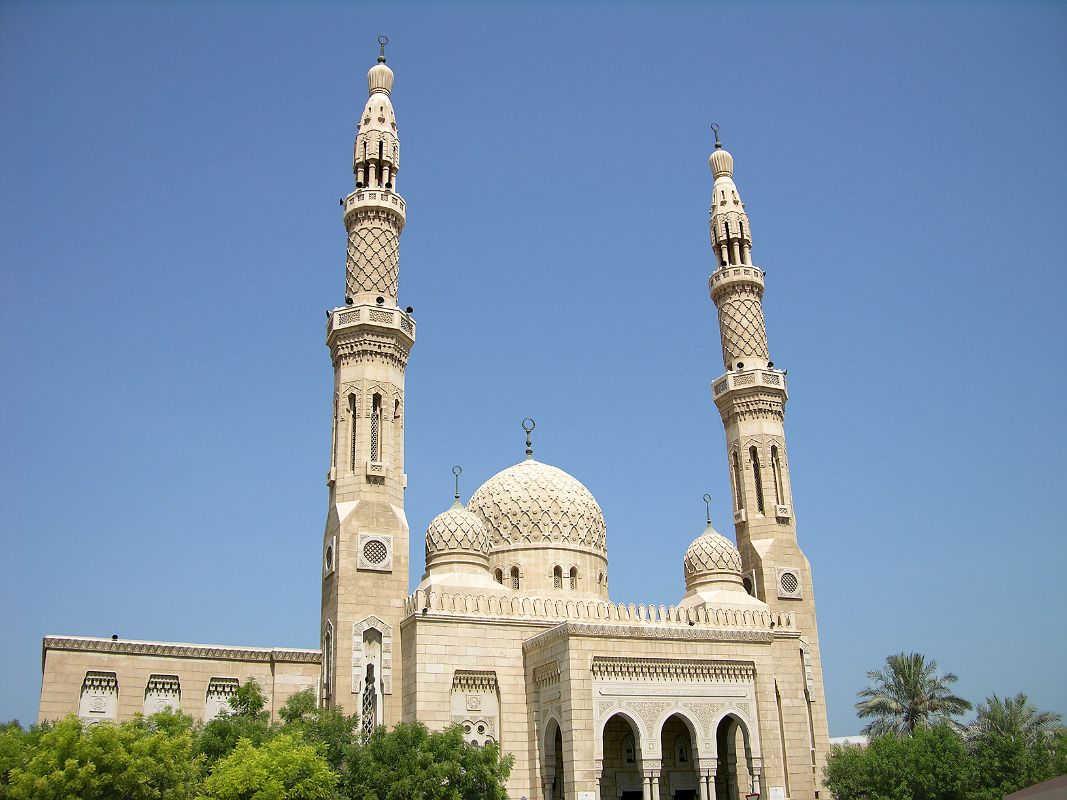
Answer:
321;41;414;728
707;130;831;797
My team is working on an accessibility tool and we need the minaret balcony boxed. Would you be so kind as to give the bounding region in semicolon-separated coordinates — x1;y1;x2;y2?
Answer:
709;265;765;302
326;303;416;346
342;189;406;226
712;368;788;400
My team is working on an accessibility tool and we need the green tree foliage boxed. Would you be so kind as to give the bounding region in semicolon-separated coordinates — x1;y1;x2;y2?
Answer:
856;652;972;736
200;732;337;800
340;722;513;800
278;689;359;771
4;713;204;800
967;693;1064;800
825;725;974;800
198;680;273;765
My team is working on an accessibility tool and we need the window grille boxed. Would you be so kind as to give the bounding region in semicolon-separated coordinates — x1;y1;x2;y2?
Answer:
750;446;765;514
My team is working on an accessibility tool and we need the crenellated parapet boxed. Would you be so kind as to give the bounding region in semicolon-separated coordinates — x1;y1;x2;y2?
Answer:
403;587;796;635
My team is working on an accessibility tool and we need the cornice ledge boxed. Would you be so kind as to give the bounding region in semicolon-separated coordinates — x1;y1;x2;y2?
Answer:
42;636;321;664
521;621;774;653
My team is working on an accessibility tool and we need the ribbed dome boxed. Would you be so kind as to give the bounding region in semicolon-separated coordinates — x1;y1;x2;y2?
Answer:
467;460;607;553
425;500;491;560
709;148;734;178
683;522;743;587
368;61;394;95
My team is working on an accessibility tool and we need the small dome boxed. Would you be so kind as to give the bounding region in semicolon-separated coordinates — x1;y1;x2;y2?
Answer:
468;460;607;553
368;61;394;95
683;521;743;588
425;500;491;560
709;148;734;178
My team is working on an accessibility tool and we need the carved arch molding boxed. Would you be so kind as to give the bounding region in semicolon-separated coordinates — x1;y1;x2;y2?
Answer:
352;616;393;695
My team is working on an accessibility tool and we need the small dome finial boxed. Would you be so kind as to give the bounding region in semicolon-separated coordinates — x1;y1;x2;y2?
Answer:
703;493;712;526
377;34;388;63
711;123;722;150
452;465;462;503
522;418;536;460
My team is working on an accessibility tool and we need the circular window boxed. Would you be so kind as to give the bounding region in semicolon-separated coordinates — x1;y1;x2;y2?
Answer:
325;546;334;571
780;571;799;594
363;540;388;565
464;724;472;733
477;724;485;734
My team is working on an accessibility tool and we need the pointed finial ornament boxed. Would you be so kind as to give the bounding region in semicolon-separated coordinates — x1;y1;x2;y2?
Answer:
450;467;463;509
703;493;713;525
377;35;388;63
522;418;536;459
711;123;723;150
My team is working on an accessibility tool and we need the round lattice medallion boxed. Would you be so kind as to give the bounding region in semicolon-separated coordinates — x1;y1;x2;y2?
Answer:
780;571;799;594
363;540;388;565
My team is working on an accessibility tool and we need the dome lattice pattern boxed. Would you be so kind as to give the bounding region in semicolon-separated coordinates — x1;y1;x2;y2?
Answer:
467;460;607;553
683;529;743;577
425;505;491;558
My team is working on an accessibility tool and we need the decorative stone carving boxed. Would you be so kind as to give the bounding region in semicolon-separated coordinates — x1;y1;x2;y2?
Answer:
451;670;499;747
205;677;239;721
43;636;320;664
143;674;180;716
352;616;393;695
591;657;755;683
345;209;402;299
79;671;118;722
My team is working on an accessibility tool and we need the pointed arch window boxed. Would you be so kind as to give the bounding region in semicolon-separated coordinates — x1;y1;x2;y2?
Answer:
553;566;563;590
569;567;578;590
750;446;765;514
771;445;785;506
510;566;520;590
361;664;377;735
370;393;383;462
348;394;358;472
322;622;334;706
494;568;503;584
731;450;744;511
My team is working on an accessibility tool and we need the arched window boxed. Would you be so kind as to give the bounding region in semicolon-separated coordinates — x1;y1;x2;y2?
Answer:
598;572;605;588
370;394;383;461
553;566;563;590
510;566;520;590
569;567;578;590
322;623;334;706
771;445;786;506
494;568;503;584
348;395;358;472
750;446;765;514
731;450;744;510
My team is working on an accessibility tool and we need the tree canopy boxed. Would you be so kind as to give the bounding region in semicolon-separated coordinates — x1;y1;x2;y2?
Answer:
826;654;1066;800
0;681;513;800
856;652;972;736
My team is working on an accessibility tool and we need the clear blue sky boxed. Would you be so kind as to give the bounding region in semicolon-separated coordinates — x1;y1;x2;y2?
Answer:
2;1;1065;735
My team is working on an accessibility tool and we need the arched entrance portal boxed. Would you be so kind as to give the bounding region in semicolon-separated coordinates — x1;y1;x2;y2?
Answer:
660;714;700;799
599;713;643;799
713;714;754;800
543;719;565;800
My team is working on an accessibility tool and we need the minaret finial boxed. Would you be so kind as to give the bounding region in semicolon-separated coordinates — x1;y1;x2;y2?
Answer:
703;493;713;525
452;465;462;500
711;123;722;150
377;35;389;63
522;418;536;460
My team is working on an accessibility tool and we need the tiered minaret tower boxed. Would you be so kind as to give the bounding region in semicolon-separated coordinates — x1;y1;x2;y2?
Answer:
320;39;414;726
707;127;831;797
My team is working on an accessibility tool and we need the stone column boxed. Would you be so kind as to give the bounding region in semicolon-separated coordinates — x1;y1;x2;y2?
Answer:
644;762;663;800
642;773;651;800
699;758;717;800
542;771;554;800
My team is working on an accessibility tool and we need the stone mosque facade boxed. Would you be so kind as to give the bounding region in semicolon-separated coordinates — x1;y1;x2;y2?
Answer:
38;47;832;800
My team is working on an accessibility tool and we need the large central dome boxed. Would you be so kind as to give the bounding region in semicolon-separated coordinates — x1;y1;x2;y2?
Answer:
467;459;607;554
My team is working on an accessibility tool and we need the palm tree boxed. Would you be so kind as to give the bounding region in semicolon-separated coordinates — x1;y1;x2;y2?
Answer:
856;652;972;736
970;693;1062;745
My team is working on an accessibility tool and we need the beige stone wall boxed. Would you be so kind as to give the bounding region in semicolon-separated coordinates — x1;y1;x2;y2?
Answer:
38;638;320;725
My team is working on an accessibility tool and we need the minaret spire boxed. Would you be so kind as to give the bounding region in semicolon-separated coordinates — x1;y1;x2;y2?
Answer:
345;36;404;305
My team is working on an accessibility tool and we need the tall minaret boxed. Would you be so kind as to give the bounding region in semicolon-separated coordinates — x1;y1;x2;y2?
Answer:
707;127;831;797
321;38;414;726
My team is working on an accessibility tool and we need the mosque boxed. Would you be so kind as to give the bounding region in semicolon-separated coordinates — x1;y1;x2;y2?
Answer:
37;43;831;800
